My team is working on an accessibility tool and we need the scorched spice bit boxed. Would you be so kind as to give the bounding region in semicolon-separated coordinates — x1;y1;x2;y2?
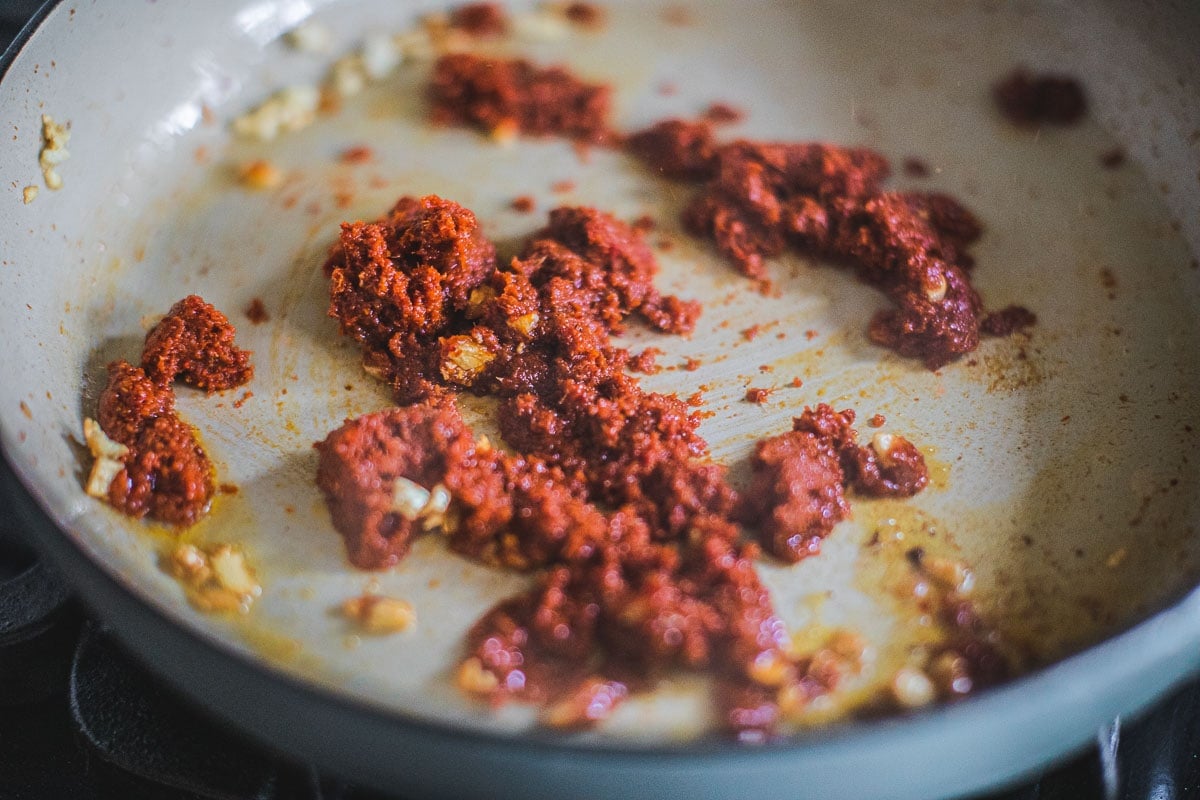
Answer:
448;2;509;37
626;118;1031;369
992;69;1087;126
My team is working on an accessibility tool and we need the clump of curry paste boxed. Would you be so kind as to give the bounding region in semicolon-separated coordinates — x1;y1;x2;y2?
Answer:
429;53;613;144
625;118;1034;369
740;405;928;562
90;296;253;526
318;193;1001;738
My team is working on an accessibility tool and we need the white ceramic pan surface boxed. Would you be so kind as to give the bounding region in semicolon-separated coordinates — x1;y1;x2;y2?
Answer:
1;2;1199;798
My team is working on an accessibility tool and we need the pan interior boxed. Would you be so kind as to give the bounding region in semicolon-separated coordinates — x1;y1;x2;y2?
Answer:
1;0;1199;742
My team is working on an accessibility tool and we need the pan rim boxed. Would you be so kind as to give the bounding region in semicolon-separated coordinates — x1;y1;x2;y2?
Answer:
3;2;1200;796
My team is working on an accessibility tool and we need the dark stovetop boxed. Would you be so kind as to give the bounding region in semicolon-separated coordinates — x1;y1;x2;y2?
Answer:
4;8;1200;800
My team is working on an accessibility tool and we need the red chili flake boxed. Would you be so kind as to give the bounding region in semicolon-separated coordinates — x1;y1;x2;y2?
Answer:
684;357;701;371
902;158;930;178
704;102;745;125
745;387;772;404
244;298;270;325
868;414;886;428
219;483;239;495
511;195;536;213
758;364;773;373
340;145;374;164
790;377;803;388
233;391;254;409
741;324;762;341
685;391;704;406
551;180;576;193
804;329;818;341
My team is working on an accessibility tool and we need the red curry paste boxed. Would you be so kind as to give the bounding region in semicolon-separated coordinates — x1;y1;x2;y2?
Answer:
429;54;613;144
626;118;1033;368
95;296;253;526
318;193;978;737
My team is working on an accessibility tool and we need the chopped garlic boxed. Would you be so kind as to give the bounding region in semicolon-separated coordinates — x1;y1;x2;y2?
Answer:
390;476;432;520
389;476;453;531
891;667;935;708
39;114;70;190
394;28;437;61
466;287;497;319
748;651;792;687
231;85;319;141
82;418;129;499
329;54;368;97
22;185;38;205
512;9;570;41
871;431;915;469
361;32;402;79
440;335;495;385
209;544;260;596
361;356;390;380
84;418;128;459
457;657;500;694
421;484;452;530
284;20;333;53
342;594;416;634
165;542;261;613
86;457;125;499
870;432;895;460
170;543;211;583
508;311;539;336
924;272;948;303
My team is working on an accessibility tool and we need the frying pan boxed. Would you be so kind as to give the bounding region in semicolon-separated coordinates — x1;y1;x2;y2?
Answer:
2;1;1199;798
